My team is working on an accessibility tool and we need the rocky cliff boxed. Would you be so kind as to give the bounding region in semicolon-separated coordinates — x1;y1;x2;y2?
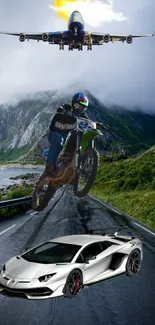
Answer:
0;89;155;163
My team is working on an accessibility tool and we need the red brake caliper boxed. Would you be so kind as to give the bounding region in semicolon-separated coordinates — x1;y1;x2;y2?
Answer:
75;277;80;292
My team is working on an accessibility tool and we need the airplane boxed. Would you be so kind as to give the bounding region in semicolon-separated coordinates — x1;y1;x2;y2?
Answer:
0;10;154;51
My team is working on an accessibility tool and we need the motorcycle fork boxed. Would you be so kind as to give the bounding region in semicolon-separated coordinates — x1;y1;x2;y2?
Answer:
75;131;82;169
91;139;95;148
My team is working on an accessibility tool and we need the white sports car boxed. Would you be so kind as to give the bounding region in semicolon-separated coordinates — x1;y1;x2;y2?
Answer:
0;228;143;299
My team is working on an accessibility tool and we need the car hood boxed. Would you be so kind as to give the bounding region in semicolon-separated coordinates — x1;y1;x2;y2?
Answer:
5;256;69;280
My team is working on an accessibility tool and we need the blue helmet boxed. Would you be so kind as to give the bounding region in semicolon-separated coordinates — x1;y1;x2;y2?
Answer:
71;92;89;116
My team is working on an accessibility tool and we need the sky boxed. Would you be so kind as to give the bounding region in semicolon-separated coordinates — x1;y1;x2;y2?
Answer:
0;0;154;111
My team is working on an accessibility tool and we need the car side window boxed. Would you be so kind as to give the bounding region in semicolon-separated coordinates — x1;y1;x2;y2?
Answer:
99;241;114;251
81;243;102;261
76;254;84;263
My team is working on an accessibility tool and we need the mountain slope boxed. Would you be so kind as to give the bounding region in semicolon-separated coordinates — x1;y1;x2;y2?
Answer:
0;90;155;163
91;147;155;230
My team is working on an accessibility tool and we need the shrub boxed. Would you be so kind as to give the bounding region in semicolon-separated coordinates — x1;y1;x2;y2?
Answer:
138;164;153;184
4;185;33;200
151;178;155;190
122;176;139;190
0;185;33;220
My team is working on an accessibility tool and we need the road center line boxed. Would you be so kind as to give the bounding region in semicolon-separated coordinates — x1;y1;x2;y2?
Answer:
134;222;155;236
0;224;16;236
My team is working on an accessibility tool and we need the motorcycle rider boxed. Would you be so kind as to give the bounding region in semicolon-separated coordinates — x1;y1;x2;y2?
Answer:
43;92;104;177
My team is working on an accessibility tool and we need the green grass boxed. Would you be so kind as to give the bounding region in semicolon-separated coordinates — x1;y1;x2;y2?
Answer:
0;145;44;165
0;145;31;162
3;185;34;199
90;151;155;230
0;185;33;219
1;149;155;229
18;148;43;165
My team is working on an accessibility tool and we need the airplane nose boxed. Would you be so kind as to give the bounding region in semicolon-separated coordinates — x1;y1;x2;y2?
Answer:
68;11;84;29
72;11;82;18
72;11;83;21
73;11;80;14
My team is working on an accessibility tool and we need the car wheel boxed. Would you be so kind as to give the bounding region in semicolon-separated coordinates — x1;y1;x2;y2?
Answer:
126;249;141;276
63;269;83;298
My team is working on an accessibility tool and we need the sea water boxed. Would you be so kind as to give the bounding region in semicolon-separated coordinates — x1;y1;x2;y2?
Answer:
0;167;43;189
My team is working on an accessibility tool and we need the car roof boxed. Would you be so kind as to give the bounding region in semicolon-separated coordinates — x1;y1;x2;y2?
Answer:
49;234;116;246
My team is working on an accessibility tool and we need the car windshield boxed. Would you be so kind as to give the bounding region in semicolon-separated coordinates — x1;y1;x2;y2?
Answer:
22;242;81;264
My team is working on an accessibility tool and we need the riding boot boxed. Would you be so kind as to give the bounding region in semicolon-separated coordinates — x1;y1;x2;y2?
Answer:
42;164;54;177
56;153;73;178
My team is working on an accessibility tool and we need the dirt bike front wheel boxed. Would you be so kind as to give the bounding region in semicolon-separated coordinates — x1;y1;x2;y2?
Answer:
73;148;99;197
31;177;56;211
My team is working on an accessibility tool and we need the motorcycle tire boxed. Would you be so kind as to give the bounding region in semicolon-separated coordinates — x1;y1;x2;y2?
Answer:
73;148;99;197
32;177;56;211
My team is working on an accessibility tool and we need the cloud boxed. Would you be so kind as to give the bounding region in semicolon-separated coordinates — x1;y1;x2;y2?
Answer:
50;0;127;27
0;0;154;112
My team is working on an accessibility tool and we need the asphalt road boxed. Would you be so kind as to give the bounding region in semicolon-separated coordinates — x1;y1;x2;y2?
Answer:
0;186;155;325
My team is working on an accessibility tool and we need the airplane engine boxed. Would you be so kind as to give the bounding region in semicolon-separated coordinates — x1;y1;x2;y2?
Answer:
19;33;26;42
126;35;133;44
42;33;49;42
104;34;110;43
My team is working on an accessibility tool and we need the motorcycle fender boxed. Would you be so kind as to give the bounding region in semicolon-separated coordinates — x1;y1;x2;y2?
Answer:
81;130;98;152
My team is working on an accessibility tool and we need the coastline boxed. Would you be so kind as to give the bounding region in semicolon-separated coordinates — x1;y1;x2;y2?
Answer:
0;172;40;195
0;163;44;169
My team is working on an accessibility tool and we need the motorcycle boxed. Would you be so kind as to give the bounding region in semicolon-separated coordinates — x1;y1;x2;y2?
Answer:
32;117;103;211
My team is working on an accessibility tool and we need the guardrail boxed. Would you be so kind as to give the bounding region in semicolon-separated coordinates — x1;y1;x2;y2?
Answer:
0;196;32;209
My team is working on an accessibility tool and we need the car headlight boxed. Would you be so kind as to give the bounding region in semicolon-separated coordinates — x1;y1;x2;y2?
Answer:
0;265;6;274
38;273;56;282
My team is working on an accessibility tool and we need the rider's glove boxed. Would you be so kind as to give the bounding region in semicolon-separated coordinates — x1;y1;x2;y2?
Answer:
57;104;72;114
57;106;65;113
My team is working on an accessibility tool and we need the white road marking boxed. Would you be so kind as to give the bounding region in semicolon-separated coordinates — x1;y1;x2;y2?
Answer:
30;211;38;215
110;208;122;215
134;222;155;237
0;224;16;236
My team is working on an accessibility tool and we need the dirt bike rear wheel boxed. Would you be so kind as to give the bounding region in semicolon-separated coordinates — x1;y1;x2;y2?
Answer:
73;148;99;197
31;177;56;211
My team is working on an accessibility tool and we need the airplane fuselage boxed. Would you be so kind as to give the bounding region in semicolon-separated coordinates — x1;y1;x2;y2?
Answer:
68;11;85;41
1;10;153;51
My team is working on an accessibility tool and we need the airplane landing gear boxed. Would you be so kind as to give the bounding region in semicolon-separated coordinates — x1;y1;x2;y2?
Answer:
59;42;64;50
87;44;92;50
78;43;83;51
68;44;73;51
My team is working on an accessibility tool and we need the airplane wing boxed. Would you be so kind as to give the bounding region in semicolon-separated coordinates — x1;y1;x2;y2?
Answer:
0;31;67;44
87;32;155;45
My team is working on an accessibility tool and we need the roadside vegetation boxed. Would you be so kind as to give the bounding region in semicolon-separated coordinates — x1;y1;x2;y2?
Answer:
91;149;155;230
0;185;33;220
1;148;155;230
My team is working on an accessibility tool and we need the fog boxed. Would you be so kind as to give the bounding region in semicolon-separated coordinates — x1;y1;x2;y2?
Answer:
0;0;154;111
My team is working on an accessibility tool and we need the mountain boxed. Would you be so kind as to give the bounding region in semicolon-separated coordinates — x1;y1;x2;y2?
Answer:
0;89;155;163
91;145;155;230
